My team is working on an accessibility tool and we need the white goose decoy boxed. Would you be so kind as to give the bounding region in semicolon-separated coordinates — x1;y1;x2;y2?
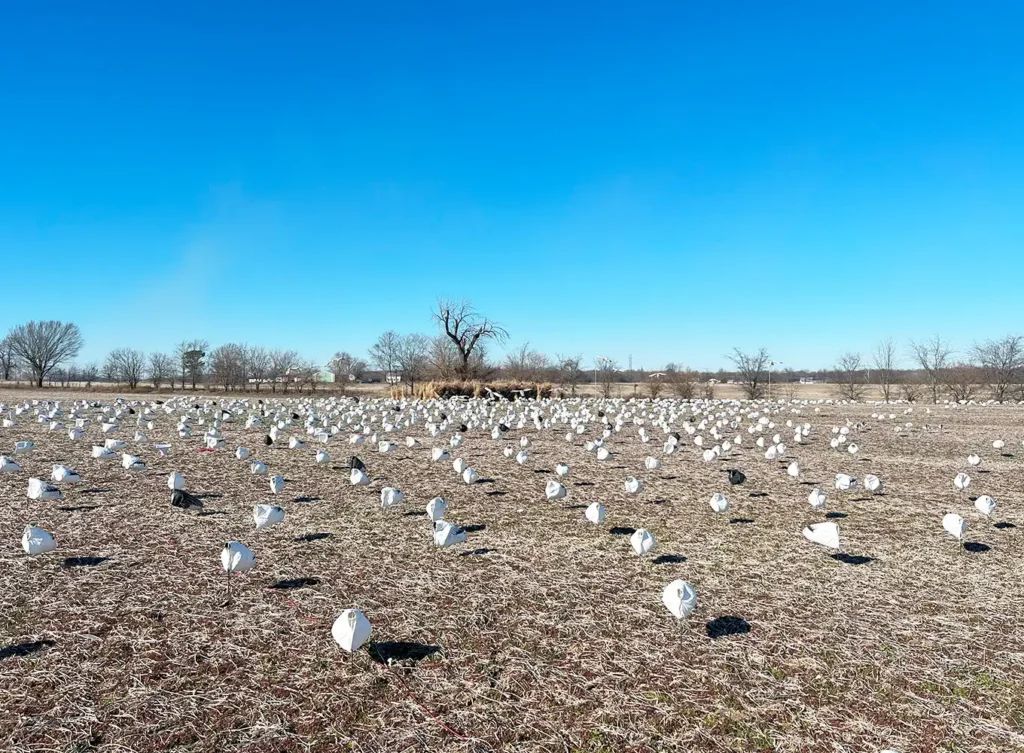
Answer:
52;465;81;484
27;478;61;500
253;504;286;530
168;472;185;491
236;447;250;460
954;473;971;497
316;449;330;464
644;456;662;471
221;541;256;573
22;525;57;555
380;487;405;508
14;440;35;454
515;450;529;465
450;434;464;448
787;461;800;478
91;446;116;460
974;495;996;517
709;492;729;513
462;467;480;484
596;447;611;461
332;609;372;653
863;474;882;493
803;521;840;550
630;528;656;556
585;502;607;524
993;439;1005;451
251;460;269;476
68;427;84;441
662;579;698;620
0;455;22;473
350;467;370;486
121;454;145;471
378;441;395;454
426;496;448;521
406;436;421;448
452;458;468;475
808;489;827;509
847;443;859;455
942;513;967;542
520;436;530;448
834;474;856;491
555;463;570;477
545;480;567;500
155;443;171;457
967;454;981;467
269;475;286;494
433;520;468;547
431;447;450;463
502;446;515;459
624;476;644;495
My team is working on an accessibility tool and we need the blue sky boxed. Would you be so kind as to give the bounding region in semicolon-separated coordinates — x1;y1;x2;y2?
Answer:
2;1;1022;371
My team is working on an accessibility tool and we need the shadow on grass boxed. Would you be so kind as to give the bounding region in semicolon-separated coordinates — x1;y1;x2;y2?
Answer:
706;616;750;639
729;517;755;524
269;577;320;589
0;640;55;660
58;505;99;513
653;554;687;565
831;553;873;565
964;542;991;554
295;532;333;542
369;641;441;665
458;548;493;557
610;526;636;536
62;556;109;568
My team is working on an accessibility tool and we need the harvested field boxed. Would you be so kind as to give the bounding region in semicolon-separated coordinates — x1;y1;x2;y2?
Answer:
1;390;1023;753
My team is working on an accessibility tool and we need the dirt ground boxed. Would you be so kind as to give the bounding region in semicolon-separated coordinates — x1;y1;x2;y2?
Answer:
1;389;1022;753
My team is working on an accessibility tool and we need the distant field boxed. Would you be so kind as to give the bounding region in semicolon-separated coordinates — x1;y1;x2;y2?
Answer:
1;390;1022;752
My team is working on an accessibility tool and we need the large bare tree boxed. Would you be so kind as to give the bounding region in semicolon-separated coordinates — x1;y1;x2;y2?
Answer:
149;352;176;389
728;347;770;400
595;356;618;398
834;352;867;401
872;338;899;403
248;346;272;392
106;348;146;389
972;335;1024;402
433;298;508;379
944;362;982;402
369;331;403;384
269;349;299;393
327;351;368;392
397;334;431;393
664;363;698;399
504;342;550;381
0;336;16;381
6;320;84;387
555;353;584;397
908;335;953;403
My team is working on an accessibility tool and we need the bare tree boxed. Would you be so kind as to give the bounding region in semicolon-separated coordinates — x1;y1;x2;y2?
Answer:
908;335;953;403
646;373;666;398
327;351;368;392
972;335;1024;402
148;353;175;389
81;362;99;388
944;362;982;402
728;347;770;400
105;348;146;389
268;349;298;393
397;334;431;393
428;336;460;380
834;352;867;401
504;342;550;381
873;338;899;402
554;354;584;397
433;298;508;379
176;339;208;389
0;336;16;381
664;363;698;399
369;331;403;384
247;346;271;392
210;344;247;390
6;320;84;387
297;359;321;393
595;357;618;398
900;380;922;402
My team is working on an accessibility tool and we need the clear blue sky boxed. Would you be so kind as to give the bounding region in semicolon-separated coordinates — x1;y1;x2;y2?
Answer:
2;1;1022;371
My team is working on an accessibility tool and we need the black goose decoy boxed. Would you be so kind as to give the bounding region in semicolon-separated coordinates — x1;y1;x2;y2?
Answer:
440;413;448;421
170;489;203;512
498;423;509;433
670;432;681;442
291;412;300;420
457;423;468;433
725;469;746;486
264;434;273;446
128;407;136;414
350;456;366;472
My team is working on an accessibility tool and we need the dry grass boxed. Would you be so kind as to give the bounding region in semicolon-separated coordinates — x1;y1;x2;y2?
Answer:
1;389;1023;752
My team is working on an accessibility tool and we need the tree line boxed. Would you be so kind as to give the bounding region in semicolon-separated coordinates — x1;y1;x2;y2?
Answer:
3;305;1024;403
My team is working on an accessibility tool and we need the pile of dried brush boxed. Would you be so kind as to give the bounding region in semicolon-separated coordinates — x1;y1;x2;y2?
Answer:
412;380;553;400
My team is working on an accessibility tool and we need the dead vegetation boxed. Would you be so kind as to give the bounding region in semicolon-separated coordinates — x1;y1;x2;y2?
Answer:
0;390;1023;752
